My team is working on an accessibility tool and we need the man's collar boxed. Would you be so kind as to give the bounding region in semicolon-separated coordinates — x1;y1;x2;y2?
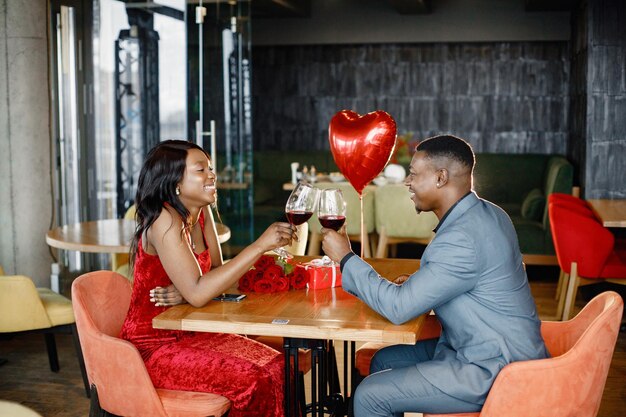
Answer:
433;191;475;233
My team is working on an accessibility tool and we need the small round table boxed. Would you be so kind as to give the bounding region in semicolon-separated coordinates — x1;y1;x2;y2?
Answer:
46;219;231;253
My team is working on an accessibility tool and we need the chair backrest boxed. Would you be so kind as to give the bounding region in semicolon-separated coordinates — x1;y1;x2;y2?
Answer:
548;193;596;218
374;184;438;239
0;275;51;332
72;270;169;417
479;291;623;417
541;156;574;229
549;193;588;208
285;220;309;256
112;204;137;270
548;203;614;276
308;182;376;235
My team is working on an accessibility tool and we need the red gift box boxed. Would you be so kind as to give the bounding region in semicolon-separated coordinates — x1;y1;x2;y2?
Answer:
296;257;342;290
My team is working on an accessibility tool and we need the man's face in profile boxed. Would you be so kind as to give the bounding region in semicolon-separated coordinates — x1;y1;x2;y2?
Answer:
404;151;438;214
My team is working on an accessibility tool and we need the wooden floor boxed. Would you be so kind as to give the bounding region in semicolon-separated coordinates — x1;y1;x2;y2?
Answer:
0;279;625;416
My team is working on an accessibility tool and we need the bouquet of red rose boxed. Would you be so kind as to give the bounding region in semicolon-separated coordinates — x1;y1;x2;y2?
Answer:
238;255;309;293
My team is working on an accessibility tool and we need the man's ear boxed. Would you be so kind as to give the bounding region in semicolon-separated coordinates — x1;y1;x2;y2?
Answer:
435;169;449;188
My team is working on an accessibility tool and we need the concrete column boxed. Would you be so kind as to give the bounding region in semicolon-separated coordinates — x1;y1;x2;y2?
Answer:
0;0;54;286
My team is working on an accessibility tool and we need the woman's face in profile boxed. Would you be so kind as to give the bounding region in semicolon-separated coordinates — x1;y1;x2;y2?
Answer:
177;148;217;207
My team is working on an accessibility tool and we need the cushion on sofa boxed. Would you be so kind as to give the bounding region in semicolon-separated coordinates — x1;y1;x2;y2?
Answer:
509;217;551;254
541;156;574;229
521;188;546;222
473;154;548;206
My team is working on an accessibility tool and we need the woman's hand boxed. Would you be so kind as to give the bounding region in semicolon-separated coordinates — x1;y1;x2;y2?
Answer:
255;222;297;252
150;284;186;307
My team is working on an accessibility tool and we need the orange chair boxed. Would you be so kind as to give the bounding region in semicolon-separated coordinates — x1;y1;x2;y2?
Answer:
424;291;623;417
72;271;230;417
549;203;626;320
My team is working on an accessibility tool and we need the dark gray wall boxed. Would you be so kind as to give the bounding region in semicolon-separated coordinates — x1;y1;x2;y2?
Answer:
578;0;626;199
252;42;570;154
567;0;588;189
253;0;570;45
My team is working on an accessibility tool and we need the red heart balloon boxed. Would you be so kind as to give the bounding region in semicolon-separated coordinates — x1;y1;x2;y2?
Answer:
329;110;397;194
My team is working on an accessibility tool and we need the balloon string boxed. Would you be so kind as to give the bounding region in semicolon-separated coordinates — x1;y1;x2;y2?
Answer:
360;194;365;258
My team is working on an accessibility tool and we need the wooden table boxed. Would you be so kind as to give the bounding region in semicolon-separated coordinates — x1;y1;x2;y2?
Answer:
153;257;422;342
587;199;626;228
46;219;231;253
153;256;423;417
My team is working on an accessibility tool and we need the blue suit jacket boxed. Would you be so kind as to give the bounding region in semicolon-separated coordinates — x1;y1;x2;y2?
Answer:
342;192;549;404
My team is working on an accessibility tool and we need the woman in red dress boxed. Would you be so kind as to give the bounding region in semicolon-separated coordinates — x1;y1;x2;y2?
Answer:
120;140;294;417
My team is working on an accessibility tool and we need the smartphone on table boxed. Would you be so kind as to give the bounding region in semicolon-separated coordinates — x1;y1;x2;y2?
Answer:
212;293;247;302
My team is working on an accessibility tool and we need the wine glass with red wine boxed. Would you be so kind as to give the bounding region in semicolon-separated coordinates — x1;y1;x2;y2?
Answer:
318;188;347;232
274;182;320;259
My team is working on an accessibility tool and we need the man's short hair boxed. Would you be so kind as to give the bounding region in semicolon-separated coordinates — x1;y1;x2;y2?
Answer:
416;134;475;170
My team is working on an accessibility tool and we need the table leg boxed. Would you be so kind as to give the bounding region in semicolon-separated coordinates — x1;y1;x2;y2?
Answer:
343;341;348;400
284;338;294;417
317;341;327;417
285;338;328;417
326;341;346;416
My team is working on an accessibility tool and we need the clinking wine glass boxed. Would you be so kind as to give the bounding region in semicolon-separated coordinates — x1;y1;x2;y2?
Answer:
318;188;346;266
318;188;347;232
274;182;320;259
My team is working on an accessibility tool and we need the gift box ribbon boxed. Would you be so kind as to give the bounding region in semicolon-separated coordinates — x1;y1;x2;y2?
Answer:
303;256;339;287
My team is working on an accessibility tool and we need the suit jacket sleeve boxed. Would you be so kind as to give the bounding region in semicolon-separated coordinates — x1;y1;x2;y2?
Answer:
342;228;478;325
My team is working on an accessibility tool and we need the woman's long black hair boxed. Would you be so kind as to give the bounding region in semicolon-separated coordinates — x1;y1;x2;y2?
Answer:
130;140;211;268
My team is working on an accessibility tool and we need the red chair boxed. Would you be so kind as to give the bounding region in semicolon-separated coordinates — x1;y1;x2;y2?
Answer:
549;192;588;207
547;194;600;305
549;203;626;320
424;291;623;417
72;271;230;417
548;193;596;218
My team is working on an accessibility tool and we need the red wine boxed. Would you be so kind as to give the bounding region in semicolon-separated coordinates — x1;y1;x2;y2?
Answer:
319;215;346;231
286;210;313;225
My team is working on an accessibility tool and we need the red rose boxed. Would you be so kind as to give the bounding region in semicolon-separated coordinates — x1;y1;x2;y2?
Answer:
289;269;309;290
263;264;285;281
251;269;265;284
253;279;275;293
274;276;289;292
254;255;276;270
238;270;254;292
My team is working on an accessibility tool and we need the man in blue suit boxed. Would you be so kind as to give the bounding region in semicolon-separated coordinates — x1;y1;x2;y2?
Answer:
321;135;549;417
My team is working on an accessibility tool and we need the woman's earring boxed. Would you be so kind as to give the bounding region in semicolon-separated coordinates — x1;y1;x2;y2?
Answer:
175;186;181;196
436;182;440;187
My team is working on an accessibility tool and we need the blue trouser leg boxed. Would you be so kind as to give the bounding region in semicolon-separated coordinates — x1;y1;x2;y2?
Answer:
354;339;482;417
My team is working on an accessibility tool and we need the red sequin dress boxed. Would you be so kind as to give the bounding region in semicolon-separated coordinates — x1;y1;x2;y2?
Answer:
120;213;284;417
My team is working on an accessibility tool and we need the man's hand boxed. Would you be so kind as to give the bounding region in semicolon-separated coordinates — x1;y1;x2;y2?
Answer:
393;274;411;285
320;227;353;264
149;284;186;307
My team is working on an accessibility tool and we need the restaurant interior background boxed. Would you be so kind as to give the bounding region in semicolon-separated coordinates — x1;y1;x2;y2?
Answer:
0;0;624;289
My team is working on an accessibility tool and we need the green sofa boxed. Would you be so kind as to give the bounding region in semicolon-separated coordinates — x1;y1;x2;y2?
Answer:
252;151;573;263
473;154;573;263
